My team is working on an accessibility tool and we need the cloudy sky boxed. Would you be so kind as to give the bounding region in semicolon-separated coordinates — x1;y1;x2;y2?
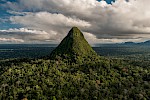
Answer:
0;0;150;44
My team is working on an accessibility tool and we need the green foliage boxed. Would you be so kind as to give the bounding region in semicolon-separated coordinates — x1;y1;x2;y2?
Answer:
50;27;97;63
0;27;149;100
0;57;149;100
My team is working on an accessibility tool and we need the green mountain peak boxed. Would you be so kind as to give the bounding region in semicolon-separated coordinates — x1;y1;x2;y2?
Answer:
50;27;98;62
68;27;84;38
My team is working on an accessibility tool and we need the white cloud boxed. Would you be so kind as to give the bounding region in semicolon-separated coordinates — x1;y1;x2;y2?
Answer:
10;12;91;28
0;28;57;43
1;28;48;35
0;38;24;43
1;0;150;43
9;12;91;42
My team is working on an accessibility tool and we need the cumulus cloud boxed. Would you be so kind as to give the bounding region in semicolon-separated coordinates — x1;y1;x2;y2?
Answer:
1;0;150;43
0;28;56;43
0;38;24;43
10;12;91;29
9;12;91;42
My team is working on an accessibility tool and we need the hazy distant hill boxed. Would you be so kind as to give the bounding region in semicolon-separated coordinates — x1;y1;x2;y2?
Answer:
139;40;150;45
123;40;150;45
123;42;136;45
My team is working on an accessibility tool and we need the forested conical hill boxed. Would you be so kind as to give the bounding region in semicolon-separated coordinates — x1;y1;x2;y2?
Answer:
50;27;98;61
0;27;149;100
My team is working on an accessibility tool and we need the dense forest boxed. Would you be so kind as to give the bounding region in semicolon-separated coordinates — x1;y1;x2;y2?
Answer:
0;56;150;100
0;27;150;100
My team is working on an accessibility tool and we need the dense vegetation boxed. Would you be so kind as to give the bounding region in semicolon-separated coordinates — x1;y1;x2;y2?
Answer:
0;56;150;100
50;27;97;61
94;44;150;69
0;27;149;99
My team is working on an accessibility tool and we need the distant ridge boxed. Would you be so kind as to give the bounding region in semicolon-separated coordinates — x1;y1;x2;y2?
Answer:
124;42;135;44
140;40;150;45
50;27;98;62
123;40;150;45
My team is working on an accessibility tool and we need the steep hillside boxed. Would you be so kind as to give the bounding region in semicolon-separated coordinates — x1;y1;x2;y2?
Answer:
50;27;98;62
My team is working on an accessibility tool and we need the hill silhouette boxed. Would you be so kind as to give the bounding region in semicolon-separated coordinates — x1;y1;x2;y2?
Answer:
50;27;98;62
140;40;150;45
